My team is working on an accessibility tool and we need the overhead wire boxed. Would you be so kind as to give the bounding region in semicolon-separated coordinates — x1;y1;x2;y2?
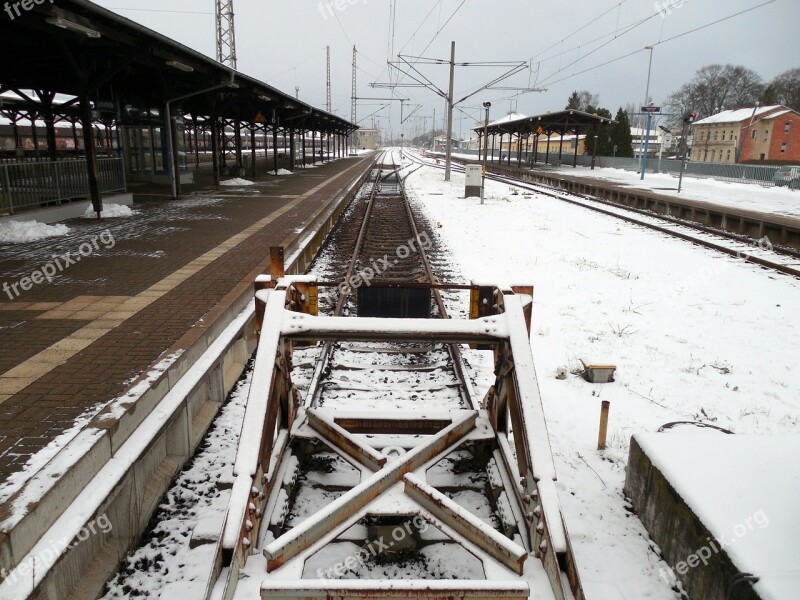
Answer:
536;0;779;89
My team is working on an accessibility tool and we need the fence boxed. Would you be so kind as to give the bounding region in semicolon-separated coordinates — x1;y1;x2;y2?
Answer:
442;149;787;187
0;158;126;215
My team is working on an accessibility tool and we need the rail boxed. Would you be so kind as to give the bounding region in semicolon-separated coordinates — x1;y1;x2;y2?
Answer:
214;150;585;600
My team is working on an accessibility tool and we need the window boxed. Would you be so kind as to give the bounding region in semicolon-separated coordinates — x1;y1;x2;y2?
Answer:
722;131;726;141
786;121;793;134
781;143;788;154
730;130;734;140
752;129;757;139
711;150;716;161
727;149;731;161
764;129;769;141
714;131;718;141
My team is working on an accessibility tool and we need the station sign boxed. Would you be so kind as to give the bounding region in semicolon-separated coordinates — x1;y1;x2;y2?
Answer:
641;106;661;113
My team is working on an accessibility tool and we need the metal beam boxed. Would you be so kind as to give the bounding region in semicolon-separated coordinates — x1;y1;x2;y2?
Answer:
263;411;478;571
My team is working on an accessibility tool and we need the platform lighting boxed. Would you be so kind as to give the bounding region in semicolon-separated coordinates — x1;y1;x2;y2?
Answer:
166;60;194;73
258;95;273;102
46;16;101;38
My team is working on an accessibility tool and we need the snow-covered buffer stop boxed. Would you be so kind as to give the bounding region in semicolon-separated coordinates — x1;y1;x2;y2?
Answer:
208;276;586;599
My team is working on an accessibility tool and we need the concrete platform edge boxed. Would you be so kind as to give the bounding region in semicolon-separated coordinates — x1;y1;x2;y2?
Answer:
0;154;377;599
624;434;761;600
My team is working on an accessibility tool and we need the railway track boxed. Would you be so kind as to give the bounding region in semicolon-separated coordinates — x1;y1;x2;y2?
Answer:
406;151;800;279
210;150;585;599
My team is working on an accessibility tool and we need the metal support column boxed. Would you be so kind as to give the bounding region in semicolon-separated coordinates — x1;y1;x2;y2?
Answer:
211;116;220;188
289;126;296;170
251;126;257;178
80;96;102;217
273;126;279;174
573;127;580;167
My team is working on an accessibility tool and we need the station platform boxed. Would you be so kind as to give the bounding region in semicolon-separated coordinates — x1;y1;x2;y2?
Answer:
443;154;800;250
0;154;375;489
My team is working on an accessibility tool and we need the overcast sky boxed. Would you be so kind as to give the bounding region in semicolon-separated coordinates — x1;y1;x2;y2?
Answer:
93;0;797;137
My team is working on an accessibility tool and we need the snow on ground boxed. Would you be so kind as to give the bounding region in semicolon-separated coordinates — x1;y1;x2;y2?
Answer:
101;361;251;598
220;177;255;187
541;165;800;219
0;220;69;243
81;203;137;219
267;169;294;176
405;165;800;599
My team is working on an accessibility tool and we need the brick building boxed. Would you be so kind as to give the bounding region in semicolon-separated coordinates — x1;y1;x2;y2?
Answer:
691;105;800;164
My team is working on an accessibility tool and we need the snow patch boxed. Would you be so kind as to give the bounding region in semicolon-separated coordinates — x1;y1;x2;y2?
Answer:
81;203;136;218
220;178;255;187
0;220;69;243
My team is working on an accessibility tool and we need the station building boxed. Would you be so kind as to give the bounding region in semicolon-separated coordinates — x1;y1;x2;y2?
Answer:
691;105;800;164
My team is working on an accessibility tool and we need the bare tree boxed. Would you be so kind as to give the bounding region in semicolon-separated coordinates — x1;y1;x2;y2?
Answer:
762;68;800;111
665;64;764;127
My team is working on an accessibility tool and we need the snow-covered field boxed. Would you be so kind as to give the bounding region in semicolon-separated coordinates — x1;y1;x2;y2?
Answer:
404;162;800;599
541;165;800;219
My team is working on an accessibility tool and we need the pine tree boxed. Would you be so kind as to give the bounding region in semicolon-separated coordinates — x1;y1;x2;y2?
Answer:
610;108;634;157
584;106;614;155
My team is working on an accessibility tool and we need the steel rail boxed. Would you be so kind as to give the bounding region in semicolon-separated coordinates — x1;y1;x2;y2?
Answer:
406;151;800;279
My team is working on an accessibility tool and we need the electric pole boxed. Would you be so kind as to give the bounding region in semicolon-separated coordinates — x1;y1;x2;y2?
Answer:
326;46;332;113
445;41;455;181
351;46;357;151
215;0;237;70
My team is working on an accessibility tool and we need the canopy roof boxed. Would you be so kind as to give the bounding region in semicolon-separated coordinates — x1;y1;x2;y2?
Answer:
0;0;355;133
475;109;615;136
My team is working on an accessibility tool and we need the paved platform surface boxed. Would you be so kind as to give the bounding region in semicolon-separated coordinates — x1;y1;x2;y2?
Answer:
0;155;374;486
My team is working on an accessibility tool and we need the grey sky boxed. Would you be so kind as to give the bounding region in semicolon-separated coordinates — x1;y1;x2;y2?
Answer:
94;0;797;136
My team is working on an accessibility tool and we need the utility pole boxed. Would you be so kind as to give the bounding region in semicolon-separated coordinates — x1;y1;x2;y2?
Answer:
445;41;455;181
326;46;332;113
639;45;654;174
351;46;357;151
481;102;491;205
432;108;435;153
215;0;237;69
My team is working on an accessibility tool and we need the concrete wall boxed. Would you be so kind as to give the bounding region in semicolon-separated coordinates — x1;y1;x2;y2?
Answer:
625;436;761;600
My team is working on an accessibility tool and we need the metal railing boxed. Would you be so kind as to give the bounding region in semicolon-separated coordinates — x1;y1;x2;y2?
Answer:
0;158;126;215
444;149;790;187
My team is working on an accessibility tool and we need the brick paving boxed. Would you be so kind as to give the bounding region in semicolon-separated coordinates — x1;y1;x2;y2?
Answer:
0;156;373;483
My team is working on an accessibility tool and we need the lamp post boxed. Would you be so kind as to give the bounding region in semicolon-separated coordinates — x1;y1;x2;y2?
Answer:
481;101;491;205
400;133;404;159
639;45;654;178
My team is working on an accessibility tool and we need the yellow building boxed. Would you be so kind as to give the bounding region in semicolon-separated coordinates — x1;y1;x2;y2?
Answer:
691;105;784;164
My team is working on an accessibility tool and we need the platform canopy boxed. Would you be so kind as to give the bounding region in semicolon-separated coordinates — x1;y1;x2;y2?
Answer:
475;109;615;137
0;0;355;135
